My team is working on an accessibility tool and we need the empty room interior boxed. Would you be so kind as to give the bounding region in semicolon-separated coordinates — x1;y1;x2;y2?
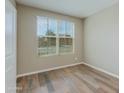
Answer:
5;0;119;93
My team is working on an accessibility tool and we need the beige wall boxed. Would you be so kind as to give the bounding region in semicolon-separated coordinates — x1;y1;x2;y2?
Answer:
84;3;119;76
17;5;84;75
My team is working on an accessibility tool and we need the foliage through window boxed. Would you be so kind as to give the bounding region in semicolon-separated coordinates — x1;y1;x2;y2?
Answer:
37;16;74;56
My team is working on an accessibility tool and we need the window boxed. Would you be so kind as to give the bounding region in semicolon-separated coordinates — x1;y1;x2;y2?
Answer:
37;16;74;56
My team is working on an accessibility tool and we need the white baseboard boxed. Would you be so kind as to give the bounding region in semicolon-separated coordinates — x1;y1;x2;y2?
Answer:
17;61;119;79
17;62;83;78
81;62;119;79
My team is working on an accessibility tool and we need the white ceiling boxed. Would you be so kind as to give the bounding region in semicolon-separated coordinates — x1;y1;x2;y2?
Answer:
16;0;118;18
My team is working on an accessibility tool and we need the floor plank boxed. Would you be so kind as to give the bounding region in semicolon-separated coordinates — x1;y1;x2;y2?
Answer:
17;64;119;93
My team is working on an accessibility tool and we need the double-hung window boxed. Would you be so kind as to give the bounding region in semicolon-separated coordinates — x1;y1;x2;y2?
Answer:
37;16;74;56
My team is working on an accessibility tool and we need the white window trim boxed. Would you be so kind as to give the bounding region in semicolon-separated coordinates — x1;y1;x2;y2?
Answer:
37;16;75;57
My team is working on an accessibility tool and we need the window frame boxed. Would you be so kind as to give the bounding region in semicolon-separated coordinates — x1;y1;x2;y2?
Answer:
37;16;75;57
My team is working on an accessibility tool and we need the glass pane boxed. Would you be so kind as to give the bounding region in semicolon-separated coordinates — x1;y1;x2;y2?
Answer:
47;19;57;36
37;17;47;36
48;37;56;54
38;37;56;56
59;21;66;36
65;22;74;37
38;37;48;56
59;38;73;53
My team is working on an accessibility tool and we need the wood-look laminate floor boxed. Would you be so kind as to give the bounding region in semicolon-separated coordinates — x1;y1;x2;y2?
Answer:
17;64;119;93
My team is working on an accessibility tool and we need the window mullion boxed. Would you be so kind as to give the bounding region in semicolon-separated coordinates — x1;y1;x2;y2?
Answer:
72;23;75;53
47;17;49;55
56;20;59;55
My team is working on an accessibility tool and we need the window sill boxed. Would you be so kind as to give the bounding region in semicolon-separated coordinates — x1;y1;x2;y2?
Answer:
38;52;74;58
